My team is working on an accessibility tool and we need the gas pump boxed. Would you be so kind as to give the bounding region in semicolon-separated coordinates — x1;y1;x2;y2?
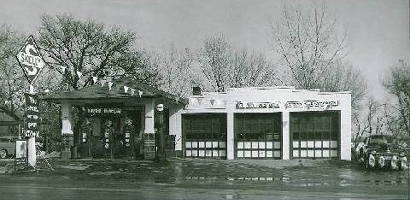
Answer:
104;120;113;159
80;118;92;158
124;117;132;148
122;117;134;157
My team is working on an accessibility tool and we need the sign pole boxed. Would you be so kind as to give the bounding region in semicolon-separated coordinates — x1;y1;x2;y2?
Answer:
16;36;46;169
27;84;36;168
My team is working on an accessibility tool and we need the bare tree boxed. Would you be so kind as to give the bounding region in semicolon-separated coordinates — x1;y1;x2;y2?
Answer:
118;50;162;87
0;25;26;121
271;3;366;110
199;34;277;92
154;45;195;97
38;14;159;91
352;98;390;149
228;50;278;88
384;60;410;137
199;34;232;92
321;61;367;111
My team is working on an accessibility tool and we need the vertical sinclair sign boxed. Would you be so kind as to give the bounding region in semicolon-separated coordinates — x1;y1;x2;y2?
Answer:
16;35;45;84
16;36;45;138
24;93;40;137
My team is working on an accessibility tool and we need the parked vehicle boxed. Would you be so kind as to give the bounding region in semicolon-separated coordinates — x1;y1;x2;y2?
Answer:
358;135;408;170
0;136;16;159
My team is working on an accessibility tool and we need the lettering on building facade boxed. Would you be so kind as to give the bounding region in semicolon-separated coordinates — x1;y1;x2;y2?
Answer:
84;107;122;116
285;100;339;110
235;100;339;110
236;101;280;109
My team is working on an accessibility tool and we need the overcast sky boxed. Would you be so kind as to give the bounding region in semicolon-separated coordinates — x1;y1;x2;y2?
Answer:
0;0;409;100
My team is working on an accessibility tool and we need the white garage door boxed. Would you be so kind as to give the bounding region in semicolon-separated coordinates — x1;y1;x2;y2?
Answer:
291;112;340;159
183;114;227;159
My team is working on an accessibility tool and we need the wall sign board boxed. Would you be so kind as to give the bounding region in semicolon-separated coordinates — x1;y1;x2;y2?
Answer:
15;140;27;159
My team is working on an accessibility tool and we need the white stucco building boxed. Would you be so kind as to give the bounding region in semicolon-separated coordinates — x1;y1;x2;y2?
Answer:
171;86;351;160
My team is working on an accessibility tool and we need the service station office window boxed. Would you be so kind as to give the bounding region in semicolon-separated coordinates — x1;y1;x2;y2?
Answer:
183;114;227;158
234;113;282;159
291;111;340;159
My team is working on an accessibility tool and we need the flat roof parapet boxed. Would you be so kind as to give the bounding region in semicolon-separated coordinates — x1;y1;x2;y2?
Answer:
191;86;351;98
227;86;296;92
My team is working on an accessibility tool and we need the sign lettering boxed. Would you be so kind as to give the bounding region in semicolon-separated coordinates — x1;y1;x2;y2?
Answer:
84;107;122;116
236;101;280;109
24;93;40;137
285;100;339;110
26;114;39;120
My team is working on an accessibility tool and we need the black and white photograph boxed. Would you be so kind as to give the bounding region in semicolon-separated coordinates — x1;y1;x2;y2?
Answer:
0;0;409;199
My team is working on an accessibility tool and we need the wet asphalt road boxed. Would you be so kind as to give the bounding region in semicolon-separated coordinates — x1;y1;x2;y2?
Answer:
0;159;409;200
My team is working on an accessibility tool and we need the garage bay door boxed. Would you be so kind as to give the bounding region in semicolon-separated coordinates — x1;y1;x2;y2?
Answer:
234;113;282;159
291;112;340;159
182;114;227;159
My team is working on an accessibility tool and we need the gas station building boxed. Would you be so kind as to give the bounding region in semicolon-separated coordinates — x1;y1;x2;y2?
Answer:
45;83;351;161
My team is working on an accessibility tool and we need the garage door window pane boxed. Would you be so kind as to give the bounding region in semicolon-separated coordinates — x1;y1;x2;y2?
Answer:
293;150;299;157
220;150;226;157
192;150;198;157
219;142;226;148
212;150;219;157
293;141;299;148
323;141;329;148
330;150;338;157
315;141;322;148
259;142;265;149
315;150;322;158
323;150;329;157
274;142;281;149
300;150;307;157
330;141;338;148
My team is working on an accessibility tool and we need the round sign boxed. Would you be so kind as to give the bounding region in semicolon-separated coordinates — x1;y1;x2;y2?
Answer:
156;104;164;112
